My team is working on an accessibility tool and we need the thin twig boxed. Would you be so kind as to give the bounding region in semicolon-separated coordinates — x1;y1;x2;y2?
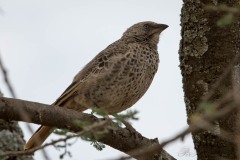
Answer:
0;53;16;98
0;53;50;159
0;120;108;157
201;54;240;102
232;65;240;160
204;4;240;14
0;54;35;126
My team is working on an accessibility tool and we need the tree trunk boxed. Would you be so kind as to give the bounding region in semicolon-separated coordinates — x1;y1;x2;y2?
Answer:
179;0;240;159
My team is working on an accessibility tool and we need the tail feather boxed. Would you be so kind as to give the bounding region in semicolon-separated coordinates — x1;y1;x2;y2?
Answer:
24;126;54;150
25;80;87;150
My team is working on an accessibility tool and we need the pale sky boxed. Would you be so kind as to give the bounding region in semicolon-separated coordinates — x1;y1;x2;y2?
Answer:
0;1;196;160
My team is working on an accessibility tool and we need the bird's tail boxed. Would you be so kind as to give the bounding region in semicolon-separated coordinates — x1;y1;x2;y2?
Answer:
24;126;54;150
24;80;85;150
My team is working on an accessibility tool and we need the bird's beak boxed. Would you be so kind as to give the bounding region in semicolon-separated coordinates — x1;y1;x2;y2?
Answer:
151;24;168;34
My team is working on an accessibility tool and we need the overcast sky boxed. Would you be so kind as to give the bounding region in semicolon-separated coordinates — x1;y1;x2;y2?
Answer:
0;1;196;160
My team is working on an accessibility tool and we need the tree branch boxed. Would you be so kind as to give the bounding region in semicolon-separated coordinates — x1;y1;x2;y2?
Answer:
0;97;176;160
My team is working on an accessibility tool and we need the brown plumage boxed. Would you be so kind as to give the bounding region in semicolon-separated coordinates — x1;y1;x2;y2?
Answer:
24;21;168;150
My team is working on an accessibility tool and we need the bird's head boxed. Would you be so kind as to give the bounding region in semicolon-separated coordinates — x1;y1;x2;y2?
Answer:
122;21;168;45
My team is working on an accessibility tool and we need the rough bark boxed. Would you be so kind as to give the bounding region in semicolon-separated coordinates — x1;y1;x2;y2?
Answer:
0;97;176;160
180;0;240;159
0;92;33;160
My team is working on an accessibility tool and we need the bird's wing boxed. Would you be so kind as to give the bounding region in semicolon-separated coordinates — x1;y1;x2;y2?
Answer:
74;40;129;82
53;40;130;106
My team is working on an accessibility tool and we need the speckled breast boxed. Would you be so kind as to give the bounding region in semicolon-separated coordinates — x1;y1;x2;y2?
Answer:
89;43;159;113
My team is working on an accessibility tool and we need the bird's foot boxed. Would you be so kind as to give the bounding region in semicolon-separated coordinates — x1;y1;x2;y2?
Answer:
122;120;142;139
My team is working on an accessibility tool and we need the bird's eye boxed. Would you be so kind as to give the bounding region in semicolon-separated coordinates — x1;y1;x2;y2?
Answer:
143;24;150;30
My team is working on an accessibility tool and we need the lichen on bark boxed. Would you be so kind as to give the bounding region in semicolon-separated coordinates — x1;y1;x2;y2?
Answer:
0;90;33;160
179;0;240;159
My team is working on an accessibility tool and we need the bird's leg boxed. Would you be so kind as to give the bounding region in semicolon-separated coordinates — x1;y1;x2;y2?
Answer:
112;114;141;139
122;119;142;139
121;119;136;132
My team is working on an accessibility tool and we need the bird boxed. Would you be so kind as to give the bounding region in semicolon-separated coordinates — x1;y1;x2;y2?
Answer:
24;21;168;150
